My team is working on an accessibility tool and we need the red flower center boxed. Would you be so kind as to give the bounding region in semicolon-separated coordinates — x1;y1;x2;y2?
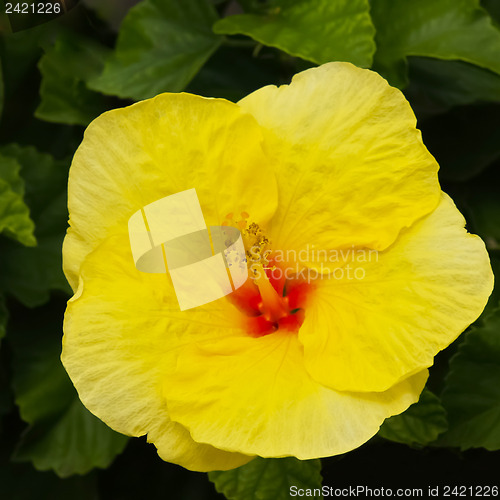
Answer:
228;258;314;337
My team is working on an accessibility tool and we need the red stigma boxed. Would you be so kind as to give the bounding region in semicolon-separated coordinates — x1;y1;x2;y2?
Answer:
228;260;314;337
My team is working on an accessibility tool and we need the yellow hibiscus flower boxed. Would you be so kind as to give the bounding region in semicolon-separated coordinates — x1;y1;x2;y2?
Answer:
61;62;493;472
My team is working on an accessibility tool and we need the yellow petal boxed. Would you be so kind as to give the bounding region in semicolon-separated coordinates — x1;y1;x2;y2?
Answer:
299;193;494;393
62;233;252;471
63;93;277;291
164;329;428;458
238;62;440;262
62;230;425;463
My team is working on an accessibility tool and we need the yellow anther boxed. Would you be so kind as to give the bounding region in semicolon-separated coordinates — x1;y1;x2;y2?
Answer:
222;213;272;271
247;222;260;236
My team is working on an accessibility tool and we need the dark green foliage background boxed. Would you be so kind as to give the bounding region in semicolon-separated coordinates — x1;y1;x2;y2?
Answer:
1;0;500;498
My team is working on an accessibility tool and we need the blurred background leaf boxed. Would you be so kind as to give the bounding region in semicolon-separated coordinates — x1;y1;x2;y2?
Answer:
88;0;222;100
378;388;448;447
0;153;36;247
482;0;500;24
371;0;500;88
36;32;110;126
82;0;141;32
9;298;128;477
187;45;289;101
214;0;375;67
439;308;500;450
209;457;323;500
406;57;500;112
0;145;71;307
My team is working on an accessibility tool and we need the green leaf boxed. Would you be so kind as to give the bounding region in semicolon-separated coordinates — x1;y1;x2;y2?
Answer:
187;45;287;101
482;0;500;25
14;399;129;478
209;457;323;500
407;57;500;111
82;0;138;31
440;307;500;450
214;0;375;67
35;33;110;126
0;27;44;101
235;0;257;11
10;300;128;477
88;0;222;100
0;154;36;247
378;388;448;446
0;145;71;306
371;0;500;88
